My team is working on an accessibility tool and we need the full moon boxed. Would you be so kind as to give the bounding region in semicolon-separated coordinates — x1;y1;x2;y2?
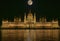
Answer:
28;0;33;5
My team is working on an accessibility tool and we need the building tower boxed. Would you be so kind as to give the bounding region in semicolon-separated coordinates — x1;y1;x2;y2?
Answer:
19;17;21;22
44;16;47;22
34;13;36;23
40;18;42;22
24;13;26;23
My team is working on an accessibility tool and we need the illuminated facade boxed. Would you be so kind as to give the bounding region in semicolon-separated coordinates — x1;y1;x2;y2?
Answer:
1;10;59;28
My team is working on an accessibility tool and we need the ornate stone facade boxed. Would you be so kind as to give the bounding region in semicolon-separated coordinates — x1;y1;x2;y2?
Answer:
1;10;59;28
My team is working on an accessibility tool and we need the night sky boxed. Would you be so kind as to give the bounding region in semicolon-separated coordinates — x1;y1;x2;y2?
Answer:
0;0;60;25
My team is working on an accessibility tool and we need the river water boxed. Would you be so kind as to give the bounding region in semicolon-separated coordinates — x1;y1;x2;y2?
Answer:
0;27;60;41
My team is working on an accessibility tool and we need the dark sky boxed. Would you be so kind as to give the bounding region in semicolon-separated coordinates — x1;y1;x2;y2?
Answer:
0;0;60;23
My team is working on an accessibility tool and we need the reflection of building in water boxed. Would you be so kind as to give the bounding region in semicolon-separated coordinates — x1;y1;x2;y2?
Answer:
2;30;25;41
2;30;59;41
1;10;59;28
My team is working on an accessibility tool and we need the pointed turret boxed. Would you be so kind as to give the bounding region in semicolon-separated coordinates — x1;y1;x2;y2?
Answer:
14;16;17;22
40;18;42;22
19;17;21;22
41;17;46;22
29;9;31;13
52;18;59;27
24;13;26;23
44;16;46;22
34;13;36;23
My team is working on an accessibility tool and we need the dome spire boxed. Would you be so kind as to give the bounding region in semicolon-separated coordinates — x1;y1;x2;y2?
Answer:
29;9;31;13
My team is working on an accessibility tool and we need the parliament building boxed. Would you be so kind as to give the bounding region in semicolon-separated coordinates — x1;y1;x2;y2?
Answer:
1;10;59;28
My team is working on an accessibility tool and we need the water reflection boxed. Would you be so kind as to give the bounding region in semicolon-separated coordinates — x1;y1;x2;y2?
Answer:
1;29;59;41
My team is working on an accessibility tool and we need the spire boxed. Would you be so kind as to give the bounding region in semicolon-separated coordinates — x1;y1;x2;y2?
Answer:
29;9;31;13
24;13;26;23
28;9;33;18
19;17;21;22
40;18;42;22
34;13;36;23
44;16;46;22
41;17;46;22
